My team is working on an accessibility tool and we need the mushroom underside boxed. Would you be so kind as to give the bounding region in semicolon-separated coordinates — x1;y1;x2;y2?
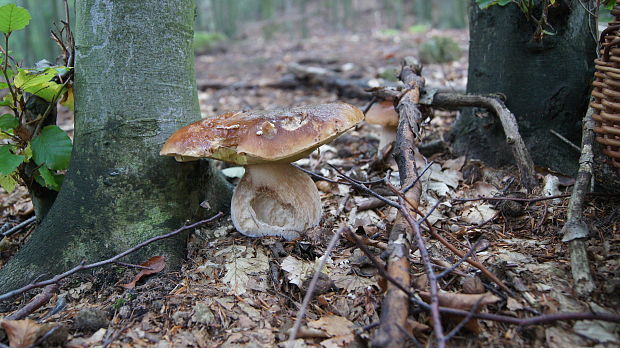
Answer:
230;163;322;239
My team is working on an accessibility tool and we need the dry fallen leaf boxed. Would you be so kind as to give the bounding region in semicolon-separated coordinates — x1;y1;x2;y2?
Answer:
308;315;356;348
119;256;166;289
65;328;107;348
308;315;354;337
281;255;329;287
1;319;43;348
220;247;269;295
419;291;500;333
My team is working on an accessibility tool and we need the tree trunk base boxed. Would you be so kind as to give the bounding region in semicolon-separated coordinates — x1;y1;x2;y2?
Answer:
0;160;231;295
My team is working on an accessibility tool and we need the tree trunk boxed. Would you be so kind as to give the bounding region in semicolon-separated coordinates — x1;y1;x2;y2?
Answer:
0;0;232;293
451;0;596;176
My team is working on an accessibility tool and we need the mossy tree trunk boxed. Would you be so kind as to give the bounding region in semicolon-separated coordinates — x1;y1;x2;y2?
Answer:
451;0;596;175
0;0;232;293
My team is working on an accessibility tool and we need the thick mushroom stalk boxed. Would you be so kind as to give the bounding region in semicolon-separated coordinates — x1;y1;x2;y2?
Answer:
365;101;399;152
231;163;321;240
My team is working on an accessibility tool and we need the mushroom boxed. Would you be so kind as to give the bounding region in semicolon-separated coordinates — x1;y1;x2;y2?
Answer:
365;100;399;152
160;102;364;239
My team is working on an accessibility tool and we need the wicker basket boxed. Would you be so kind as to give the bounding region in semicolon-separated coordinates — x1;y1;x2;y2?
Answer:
592;2;620;174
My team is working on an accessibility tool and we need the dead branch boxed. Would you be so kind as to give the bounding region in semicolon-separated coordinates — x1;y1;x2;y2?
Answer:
287;63;373;98
561;106;596;296
5;284;58;320
453;192;619;204
0;213;223;303
196;75;299;91
372;57;430;348
430;92;537;190
0;216;36;241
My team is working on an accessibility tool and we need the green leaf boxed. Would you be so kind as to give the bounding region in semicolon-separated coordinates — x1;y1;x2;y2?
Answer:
14;68;64;102
35;166;62;191
0;174;17;192
22;143;32;161
31;125;72;170
0;4;31;34
0;113;17;130
0;145;24;175
476;0;497;9
60;85;74;110
605;0;615;10
476;0;511;8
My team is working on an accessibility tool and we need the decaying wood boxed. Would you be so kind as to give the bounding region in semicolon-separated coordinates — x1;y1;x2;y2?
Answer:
372;57;425;348
561;106;596;296
196;75;299;91
430;92;537;191
287;63;374;98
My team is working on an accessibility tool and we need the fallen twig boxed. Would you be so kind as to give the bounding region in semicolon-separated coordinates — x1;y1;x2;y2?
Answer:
0;216;36;240
287;225;347;346
561;106;596;296
372;57;431;348
0;213;223;302
5;284;58;320
453;192;620;204
550;129;581;153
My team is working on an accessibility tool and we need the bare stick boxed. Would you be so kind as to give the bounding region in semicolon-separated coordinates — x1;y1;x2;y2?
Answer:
453;194;571;204
0;216;36;239
436;239;484;279
550;129;581;152
287;226;347;346
431;92;537;190
372;56;433;348
5;284;58;320
561;106;596;296
0;213;223;302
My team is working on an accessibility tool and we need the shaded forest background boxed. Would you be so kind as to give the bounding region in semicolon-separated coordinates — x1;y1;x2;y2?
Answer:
8;0;469;65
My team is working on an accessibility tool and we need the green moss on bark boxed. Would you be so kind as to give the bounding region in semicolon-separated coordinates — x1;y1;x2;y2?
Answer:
0;0;232;294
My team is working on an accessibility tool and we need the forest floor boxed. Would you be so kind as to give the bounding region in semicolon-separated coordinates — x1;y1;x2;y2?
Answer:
1;25;620;348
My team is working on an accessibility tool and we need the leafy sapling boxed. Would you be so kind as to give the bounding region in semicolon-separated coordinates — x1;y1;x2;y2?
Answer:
0;4;73;200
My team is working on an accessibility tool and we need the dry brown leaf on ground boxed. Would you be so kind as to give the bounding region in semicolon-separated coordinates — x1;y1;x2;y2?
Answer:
419;291;500;333
219;246;269;295
281;255;329;287
307;315;356;347
119;256;166;289
1;319;43;348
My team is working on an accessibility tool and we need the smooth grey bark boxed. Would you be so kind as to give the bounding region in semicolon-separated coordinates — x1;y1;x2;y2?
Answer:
0;0;232;293
452;0;596;175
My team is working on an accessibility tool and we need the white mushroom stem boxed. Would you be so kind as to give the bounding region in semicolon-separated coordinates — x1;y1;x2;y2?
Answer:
230;163;322;240
377;125;397;152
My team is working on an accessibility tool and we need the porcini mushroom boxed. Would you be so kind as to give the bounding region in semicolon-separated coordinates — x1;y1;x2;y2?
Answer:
160;102;364;239
365;100;399;152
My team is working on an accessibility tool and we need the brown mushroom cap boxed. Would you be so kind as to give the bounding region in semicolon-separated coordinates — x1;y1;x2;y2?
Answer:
365;101;399;127
160;102;364;165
